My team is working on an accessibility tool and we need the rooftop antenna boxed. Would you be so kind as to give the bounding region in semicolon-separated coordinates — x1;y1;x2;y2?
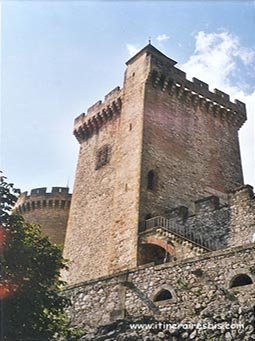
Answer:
148;36;151;45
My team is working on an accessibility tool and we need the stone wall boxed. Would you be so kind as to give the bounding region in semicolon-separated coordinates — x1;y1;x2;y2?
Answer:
229;185;255;247
181;198;230;250
63;51;151;284
63;110;123;284
137;185;255;267
15;187;71;245
65;244;255;340
63;44;249;286
138;228;208;265
62;45;254;339
139;51;244;221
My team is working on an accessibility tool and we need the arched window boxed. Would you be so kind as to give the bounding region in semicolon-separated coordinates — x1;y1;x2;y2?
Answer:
230;274;253;288
147;170;156;191
154;289;172;302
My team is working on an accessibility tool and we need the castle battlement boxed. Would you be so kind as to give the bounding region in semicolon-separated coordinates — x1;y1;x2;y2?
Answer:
228;184;254;200
73;86;122;143
139;186;255;265
15;187;72;214
140;195;227;255
73;44;246;147
56;44;255;340
64;44;250;286
15;187;72;244
126;44;246;126
148;67;246;128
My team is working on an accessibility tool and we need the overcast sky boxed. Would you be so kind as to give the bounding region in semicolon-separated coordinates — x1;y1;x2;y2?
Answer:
1;1;255;193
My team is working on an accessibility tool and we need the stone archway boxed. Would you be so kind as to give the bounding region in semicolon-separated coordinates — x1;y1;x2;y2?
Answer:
138;237;176;266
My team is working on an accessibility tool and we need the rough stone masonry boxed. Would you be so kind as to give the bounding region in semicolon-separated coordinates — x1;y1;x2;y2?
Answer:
61;44;255;339
15;187;71;245
66;244;255;340
63;43;250;285
18;44;254;339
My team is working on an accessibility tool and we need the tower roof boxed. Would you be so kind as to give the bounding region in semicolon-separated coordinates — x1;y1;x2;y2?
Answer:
126;43;177;67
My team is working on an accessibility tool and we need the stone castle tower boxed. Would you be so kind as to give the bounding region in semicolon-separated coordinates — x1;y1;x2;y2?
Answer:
63;44;251;286
15;187;71;244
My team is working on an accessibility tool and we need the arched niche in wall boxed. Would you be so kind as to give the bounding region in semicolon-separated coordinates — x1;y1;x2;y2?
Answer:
229;273;253;288
152;285;176;304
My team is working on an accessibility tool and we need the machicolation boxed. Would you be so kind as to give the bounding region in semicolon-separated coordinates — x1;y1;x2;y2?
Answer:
15;187;71;245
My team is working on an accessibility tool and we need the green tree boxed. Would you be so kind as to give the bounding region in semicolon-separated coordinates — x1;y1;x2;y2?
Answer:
0;174;81;340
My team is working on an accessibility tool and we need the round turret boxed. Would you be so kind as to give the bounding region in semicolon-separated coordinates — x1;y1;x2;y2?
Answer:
15;187;72;245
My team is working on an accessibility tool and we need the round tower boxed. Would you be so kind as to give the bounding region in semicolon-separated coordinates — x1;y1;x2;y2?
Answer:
15;187;72;245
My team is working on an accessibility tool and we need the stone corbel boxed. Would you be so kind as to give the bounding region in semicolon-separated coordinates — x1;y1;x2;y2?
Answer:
207;101;214;115
191;93;199;107
199;97;207;110
177;86;184;99
162;79;169;92
213;105;221;116
184;88;192;103
169;84;176;96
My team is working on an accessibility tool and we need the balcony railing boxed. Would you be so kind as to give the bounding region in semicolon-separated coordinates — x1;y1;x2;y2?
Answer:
140;216;217;251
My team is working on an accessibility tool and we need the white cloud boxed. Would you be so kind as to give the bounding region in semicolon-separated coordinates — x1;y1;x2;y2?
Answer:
182;31;238;89
126;44;140;57
182;30;255;91
235;47;255;65
181;31;255;188
156;34;170;43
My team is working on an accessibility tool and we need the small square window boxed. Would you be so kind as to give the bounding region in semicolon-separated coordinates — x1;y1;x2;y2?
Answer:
95;144;111;170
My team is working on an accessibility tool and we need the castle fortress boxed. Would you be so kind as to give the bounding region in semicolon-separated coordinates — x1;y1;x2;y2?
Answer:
18;44;255;339
15;187;71;245
63;44;253;283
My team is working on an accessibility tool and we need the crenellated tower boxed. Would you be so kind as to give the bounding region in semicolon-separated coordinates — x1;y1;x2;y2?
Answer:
15;187;71;245
139;44;245;221
63;44;249;285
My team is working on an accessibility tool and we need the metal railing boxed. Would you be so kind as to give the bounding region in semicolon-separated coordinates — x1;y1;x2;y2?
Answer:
140;216;217;251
